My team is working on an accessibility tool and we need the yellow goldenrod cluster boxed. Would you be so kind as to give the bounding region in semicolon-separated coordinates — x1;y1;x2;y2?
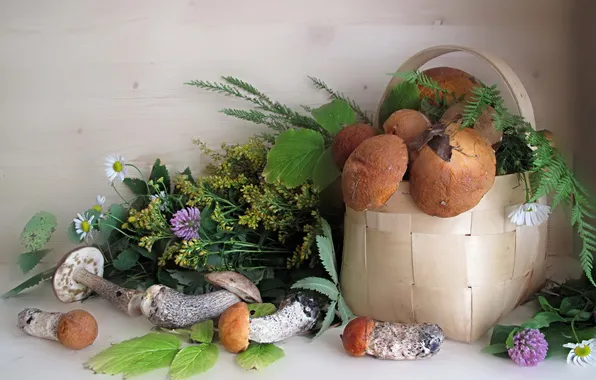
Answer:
126;197;172;253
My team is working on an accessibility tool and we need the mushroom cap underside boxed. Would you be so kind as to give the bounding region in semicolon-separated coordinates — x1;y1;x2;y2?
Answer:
218;301;250;353
204;271;262;303
52;246;105;303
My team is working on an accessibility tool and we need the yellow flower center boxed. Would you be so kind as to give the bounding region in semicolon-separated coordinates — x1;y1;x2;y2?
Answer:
574;345;591;358
112;161;123;173
92;205;102;212
81;220;91;233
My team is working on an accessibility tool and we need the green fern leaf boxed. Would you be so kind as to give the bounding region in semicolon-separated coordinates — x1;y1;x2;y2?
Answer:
290;277;339;300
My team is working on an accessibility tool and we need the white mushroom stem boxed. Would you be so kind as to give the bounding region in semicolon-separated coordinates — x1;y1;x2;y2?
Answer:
140;285;242;329
248;293;320;343
18;308;61;342
72;267;142;317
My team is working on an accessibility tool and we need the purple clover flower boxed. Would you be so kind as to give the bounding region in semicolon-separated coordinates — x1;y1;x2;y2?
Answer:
170;207;201;240
507;328;548;367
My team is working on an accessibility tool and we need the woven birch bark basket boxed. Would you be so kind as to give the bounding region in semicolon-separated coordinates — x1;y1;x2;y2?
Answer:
339;45;548;343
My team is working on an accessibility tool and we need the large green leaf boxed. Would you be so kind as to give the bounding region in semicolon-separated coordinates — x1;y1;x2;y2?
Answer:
19;211;57;252
236;343;284;371
149;158;171;193
315;301;337;338
311;147;340;192
336;295;355;324
248;303;277;318
158;268;179;289
84;332;180;378
481;343;508;355
1;267;55;299
190;320;214;343
18;249;52;274
378;81;421;126
123;178;148;196
169;343;218;380
262;129;325;188
112;249;140;271
290;276;339;300
316;217;338;284
311;99;356;136
521;312;566;329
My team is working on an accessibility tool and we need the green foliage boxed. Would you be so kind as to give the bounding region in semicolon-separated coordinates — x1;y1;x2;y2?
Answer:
190;320;214;343
123;178;148;196
149;158;171;193
19;211;57;253
291;277;339;300
262;129;325;188
311;147;341;193
84;332;181;378
392;70;447;95
308;76;372;124
378;81;421;127
315;217;338;284
18;249;52;274
248;303;277;318
315;300;338;339
112;249;140;271
311;99;357;136
235;343;285;371
1;266;55;299
169;344;219;380
461;85;499;128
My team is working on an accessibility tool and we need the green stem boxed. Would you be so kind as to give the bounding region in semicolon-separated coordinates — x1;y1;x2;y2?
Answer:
111;183;130;206
520;173;531;203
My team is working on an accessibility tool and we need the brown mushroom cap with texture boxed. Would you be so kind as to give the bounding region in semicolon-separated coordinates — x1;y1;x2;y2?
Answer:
440;102;502;146
383;109;431;146
218;302;250;353
418;67;481;104
331;123;378;170
341;317;375;356
56;309;99;350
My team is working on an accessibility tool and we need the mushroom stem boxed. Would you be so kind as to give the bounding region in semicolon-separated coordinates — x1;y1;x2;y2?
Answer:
140;285;241;329
18;308;62;342
72;267;142;317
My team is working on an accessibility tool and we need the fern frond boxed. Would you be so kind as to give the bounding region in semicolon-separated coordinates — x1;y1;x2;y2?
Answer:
308;76;372;124
461;85;500;128
420;97;448;123
220;76;273;103
392;70;447;94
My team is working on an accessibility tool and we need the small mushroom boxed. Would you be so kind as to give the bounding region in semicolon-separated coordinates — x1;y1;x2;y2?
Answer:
139;271;262;329
52;246;143;317
17;308;98;350
218;293;320;353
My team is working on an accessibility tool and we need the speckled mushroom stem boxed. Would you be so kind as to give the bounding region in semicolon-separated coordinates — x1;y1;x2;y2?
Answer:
140;285;242;329
248;294;320;343
17;308;61;342
73;267;142;316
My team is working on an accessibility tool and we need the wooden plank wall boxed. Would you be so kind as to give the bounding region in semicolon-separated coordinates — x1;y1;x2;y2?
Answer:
0;0;575;271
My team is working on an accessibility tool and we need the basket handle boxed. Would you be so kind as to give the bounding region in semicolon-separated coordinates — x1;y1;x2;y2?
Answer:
374;45;535;130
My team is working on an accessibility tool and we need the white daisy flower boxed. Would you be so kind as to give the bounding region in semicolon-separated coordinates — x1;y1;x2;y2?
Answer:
508;202;551;227
73;212;95;241
563;339;596;366
151;191;167;211
105;154;128;183
92;195;106;218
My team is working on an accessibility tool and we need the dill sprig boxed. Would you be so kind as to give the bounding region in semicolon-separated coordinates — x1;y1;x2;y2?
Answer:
186;76;326;137
308;76;373;124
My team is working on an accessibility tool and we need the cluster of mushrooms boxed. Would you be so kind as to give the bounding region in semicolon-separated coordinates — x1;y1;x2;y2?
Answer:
335;67;552;217
17;246;320;352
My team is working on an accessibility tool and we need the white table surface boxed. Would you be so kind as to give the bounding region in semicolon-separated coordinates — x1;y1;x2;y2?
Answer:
0;259;591;380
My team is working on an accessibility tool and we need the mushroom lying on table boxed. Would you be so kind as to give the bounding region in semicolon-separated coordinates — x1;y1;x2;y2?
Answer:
52;246;143;317
218;293;320;353
139;271;262;329
17;308;98;350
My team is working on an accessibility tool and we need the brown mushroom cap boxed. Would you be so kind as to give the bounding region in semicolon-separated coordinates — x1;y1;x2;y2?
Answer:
218;302;250;353
410;122;496;217
56;309;98;350
383;109;431;146
52;247;104;303
204;271;262;303
341;134;409;211
418;67;482;104
331;123;378;170
341;317;375;357
440;102;502;145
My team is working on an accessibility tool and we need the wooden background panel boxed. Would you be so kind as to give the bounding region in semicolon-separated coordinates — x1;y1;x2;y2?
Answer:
0;0;574;267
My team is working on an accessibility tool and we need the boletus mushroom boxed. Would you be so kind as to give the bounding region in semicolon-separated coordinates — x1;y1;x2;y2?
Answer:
440;102;503;146
383;109;431;146
341;134;409;211
218;293;320;353
331;123;378;170
409;121;496;217
341;316;444;360
418;66;482;104
17;308;98;350
52;246;143;317
140;271;262;329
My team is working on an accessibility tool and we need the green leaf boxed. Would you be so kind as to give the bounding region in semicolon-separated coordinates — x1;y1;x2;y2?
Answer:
488;325;518;357
290;277;339;300
538;296;555;312
505;328;518;349
311;147;340;193
84;332;180;378
132;245;156;261
123;178;148;196
311;99;356;136
262;129;325;188
1;267;55;299
521;312;566;329
19;211;57;252
190;320;214;343
97;204;127;245
315;301;337;338
149;158;171;193
378;81;421;126
158;268;179;289
112;249;140;271
18;249;52;274
236;343;285;371
337;295;355;324
542;324;577;358
169;343;218;380
248;303;277;318
316;217;338;284
67;221;81;243
481;343;508;354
